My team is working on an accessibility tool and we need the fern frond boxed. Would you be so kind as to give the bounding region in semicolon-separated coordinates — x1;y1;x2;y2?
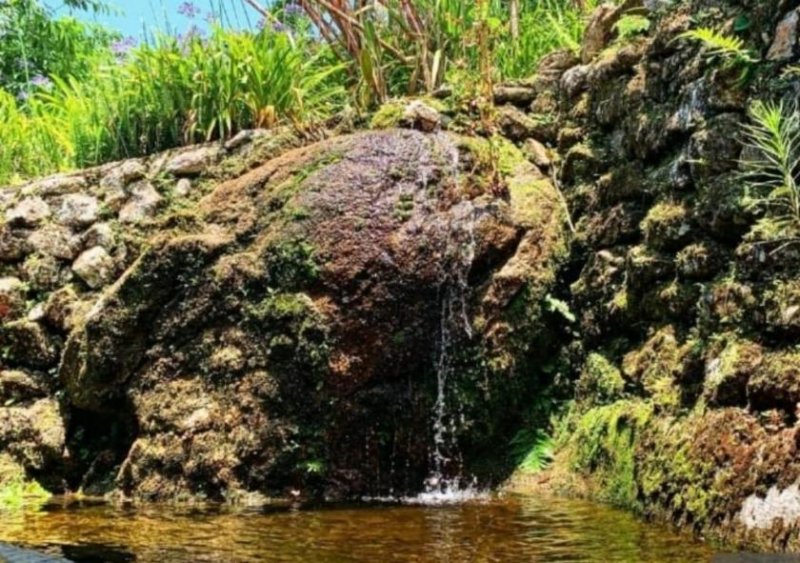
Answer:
679;27;755;63
739;100;800;237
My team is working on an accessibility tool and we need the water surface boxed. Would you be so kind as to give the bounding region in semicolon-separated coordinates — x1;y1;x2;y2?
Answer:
0;494;717;562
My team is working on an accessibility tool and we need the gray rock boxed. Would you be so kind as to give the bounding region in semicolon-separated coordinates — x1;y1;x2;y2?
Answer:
175;178;193;198
166;146;220;176
403;100;441;132
24;174;87;197
72;246;115;289
83;222;116;250
493;84;537;106
522;138;552;170
0;277;26;322
497;105;540;141
560;65;591;99
767;9;799;61
0;224;32;262
118;159;148;182
119;181;163;224
23;254;68;291
6;197;51;227
224;129;268;151
56;194;100;228
29;224;82;260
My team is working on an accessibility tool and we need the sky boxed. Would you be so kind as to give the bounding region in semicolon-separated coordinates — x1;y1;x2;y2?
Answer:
45;0;262;37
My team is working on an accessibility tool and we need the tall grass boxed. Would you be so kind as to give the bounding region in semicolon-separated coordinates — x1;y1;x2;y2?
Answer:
0;27;345;184
0;0;599;185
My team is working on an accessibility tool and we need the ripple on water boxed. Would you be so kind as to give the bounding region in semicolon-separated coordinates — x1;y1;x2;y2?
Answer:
0;494;717;562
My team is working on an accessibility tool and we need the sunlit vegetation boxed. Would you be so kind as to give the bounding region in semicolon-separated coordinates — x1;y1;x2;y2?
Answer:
0;0;601;184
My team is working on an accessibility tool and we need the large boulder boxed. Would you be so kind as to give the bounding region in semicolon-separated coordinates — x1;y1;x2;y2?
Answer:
59;130;566;501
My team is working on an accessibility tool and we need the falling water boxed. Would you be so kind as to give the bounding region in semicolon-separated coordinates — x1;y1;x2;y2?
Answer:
416;134;486;504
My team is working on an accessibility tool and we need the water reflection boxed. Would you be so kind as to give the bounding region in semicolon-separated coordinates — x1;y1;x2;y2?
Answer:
0;494;715;562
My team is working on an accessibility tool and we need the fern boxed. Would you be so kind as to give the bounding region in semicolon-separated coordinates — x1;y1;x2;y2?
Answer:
740;100;800;237
511;428;555;473
613;15;651;42
679;27;756;64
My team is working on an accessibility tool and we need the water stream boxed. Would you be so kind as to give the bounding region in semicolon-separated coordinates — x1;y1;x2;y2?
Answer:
418;131;483;503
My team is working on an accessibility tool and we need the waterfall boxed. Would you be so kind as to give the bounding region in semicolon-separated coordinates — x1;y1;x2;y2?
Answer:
416;133;485;504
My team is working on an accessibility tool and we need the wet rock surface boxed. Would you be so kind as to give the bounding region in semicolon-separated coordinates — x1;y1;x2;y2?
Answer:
0;128;564;503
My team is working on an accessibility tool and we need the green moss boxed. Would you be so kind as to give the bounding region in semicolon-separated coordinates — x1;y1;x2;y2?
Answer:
566;400;654;509
0;455;49;510
622;327;687;410
263;238;319;289
577;353;626;406
641;201;690;250
370;101;407;129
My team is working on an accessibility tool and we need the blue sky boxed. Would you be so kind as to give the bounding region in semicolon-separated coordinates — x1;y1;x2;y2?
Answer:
45;0;261;37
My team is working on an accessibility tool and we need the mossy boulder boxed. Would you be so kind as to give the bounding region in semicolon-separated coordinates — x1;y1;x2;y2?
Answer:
58;130;566;501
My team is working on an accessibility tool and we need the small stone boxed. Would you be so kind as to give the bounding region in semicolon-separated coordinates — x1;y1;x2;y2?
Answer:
521;138;552;170
25;174;87;197
224;129;267;151
29;224;82;260
82;222;116;251
56;194;99;228
6;197;51;227
72;246;115;289
497;106;540;142
402;101;441;132
175;179;193;198
560;65;591;99
0;320;59;370
493;84;537;106
166;146;220;176
27;303;45;323
118;160;148;183
767;9;799;61
119;181;163;224
0;224;31;262
43;287;83;333
22;254;68;292
0;277;26;322
0;370;44;403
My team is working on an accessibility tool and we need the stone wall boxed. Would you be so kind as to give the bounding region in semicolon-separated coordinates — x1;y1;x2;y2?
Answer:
504;0;800;551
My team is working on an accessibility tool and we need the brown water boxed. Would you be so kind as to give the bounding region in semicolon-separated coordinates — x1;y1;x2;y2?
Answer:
0;494;718;562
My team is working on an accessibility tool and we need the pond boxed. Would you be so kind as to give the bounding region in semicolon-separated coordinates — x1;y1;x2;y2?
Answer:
0;493;722;562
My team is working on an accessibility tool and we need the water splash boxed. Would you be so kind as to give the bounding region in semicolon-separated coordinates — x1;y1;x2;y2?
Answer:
422;133;482;501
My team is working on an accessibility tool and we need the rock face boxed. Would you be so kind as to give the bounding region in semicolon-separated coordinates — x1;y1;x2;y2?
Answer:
1;129;564;502
503;0;800;553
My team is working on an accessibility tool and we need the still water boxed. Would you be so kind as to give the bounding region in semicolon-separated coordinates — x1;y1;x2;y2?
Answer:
0;494;719;562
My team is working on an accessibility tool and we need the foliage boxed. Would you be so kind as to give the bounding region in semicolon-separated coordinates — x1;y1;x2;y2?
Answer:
613;14;650;42
0;0;601;184
0;0;116;96
0;24;345;183
511;428;554;472
740;100;800;238
679;27;757;68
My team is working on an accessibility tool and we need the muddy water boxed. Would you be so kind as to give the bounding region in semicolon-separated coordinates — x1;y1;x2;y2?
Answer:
0;494;717;562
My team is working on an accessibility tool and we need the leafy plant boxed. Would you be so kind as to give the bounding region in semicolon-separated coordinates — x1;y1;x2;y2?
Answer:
613;14;651;42
740;100;800;237
511;427;555;472
679;27;757;66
